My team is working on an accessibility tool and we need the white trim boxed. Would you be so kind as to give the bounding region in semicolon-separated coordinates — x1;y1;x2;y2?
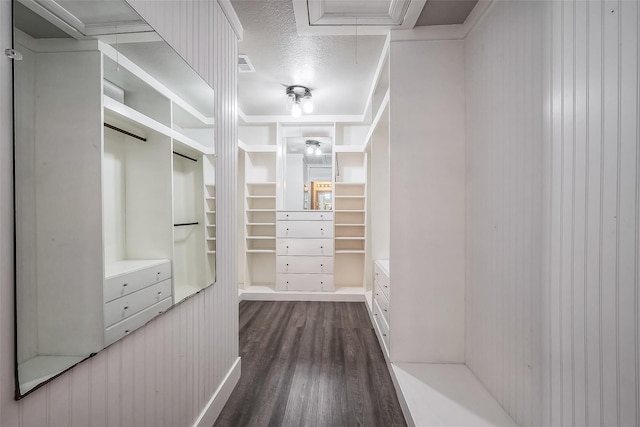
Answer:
192;357;242;427
364;89;390;150
362;33;390;125
16;0;84;39
217;0;244;41
239;114;365;124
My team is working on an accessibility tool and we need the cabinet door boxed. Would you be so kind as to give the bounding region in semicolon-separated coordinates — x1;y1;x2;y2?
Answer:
276;221;334;238
104;279;172;327
276;256;333;274
276;238;334;256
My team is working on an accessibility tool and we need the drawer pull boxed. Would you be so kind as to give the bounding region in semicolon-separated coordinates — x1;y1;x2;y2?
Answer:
384;285;388;288
124;329;130;334
382;333;387;337
374;313;378;316
383;309;388;313
375;292;379;296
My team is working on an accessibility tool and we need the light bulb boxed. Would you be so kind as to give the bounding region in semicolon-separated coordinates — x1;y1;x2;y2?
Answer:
306;145;314;155
302;95;313;114
315;147;322;155
291;102;302;117
286;93;296;112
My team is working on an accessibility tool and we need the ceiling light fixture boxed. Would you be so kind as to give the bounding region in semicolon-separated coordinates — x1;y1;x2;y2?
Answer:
286;85;313;117
305;140;322;155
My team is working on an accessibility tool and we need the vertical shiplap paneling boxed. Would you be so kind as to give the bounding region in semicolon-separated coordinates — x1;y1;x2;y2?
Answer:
1;1;240;426
465;2;544;426
467;1;639;426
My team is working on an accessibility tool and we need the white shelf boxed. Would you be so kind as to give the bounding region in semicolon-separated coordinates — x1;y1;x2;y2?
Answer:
335;237;365;240
246;236;275;240
335;224;365;227
246;209;275;212
335;210;365;213
246;249;276;253
335;195;365;199
335;250;365;254
247;222;276;226
206;238;216;241
246;195;276;199
19;355;87;394
246;182;276;186
335;182;366;186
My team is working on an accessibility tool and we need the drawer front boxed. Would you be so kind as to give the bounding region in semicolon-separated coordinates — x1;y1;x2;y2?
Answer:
275;273;334;292
374;283;390;325
276;238;334;256
104;297;172;346
277;211;334;221
276;221;334;238
374;265;390;299
104;279;172;327
105;261;171;302
276;256;333;274
373;298;390;353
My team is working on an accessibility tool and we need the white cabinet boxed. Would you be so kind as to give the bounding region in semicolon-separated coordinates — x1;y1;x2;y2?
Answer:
372;259;390;356
275;211;334;291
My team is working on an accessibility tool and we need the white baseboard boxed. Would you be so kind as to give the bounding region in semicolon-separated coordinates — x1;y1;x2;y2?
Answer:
192;357;241;427
238;285;367;302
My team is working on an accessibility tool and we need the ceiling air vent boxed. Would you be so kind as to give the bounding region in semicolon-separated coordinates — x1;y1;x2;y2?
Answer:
238;54;255;73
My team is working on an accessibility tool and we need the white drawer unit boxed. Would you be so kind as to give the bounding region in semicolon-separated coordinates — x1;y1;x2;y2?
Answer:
276;256;333;274
373;298;390;353
104;260;172;302
276;211;334;221
275;273;334;292
275;211;335;292
104;297;172;346
276;238;334;256
104;279;172;327
373;259;390;356
276;221;334;238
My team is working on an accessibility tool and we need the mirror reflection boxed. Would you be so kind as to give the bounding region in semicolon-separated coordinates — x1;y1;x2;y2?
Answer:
283;137;333;211
13;0;216;397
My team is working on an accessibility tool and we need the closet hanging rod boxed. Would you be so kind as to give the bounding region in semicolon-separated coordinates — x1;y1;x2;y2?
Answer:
173;151;198;162
103;123;147;141
174;222;199;227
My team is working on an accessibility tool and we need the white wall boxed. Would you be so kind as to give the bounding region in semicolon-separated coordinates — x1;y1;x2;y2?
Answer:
389;40;466;363
465;2;544;425
466;1;640;426
0;1;240;426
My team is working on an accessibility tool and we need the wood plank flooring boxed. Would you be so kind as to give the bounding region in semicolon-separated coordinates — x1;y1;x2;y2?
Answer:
214;301;406;427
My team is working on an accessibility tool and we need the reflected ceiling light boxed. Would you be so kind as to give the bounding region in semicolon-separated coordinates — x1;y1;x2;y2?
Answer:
286;85;313;117
305;140;322;155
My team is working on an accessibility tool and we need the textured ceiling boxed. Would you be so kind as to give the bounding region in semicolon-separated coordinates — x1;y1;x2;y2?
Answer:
232;0;386;117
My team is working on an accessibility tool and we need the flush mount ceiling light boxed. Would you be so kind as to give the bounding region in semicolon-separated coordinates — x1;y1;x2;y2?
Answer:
305;140;322;155
286;85;313;117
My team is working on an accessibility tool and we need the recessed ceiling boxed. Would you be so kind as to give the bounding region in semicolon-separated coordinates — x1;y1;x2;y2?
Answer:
415;0;479;26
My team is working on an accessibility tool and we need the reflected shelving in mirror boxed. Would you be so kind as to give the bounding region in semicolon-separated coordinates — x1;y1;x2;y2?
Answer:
13;0;216;398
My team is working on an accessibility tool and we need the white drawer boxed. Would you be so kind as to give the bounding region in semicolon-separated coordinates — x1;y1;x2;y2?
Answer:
104;279;172;327
104;297;172;346
374;264;390;299
276;221;334;238
276;238;334;256
277;211;334;221
275;273;334;292
373;298;390;354
276;256;333;274
374;283;389;322
104;260;171;302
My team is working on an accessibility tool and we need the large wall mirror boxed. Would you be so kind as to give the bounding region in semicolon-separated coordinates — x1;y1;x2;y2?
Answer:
283;137;333;211
13;0;216;397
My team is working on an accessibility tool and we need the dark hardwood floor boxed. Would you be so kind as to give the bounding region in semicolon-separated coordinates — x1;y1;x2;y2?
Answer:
214;301;407;427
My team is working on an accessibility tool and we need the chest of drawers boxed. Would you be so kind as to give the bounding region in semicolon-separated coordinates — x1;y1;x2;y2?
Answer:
104;259;172;345
373;259;390;355
275;211;334;292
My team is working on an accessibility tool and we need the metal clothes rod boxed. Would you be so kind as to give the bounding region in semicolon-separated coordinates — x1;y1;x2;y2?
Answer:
104;123;147;141
173;151;198;162
174;222;199;227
